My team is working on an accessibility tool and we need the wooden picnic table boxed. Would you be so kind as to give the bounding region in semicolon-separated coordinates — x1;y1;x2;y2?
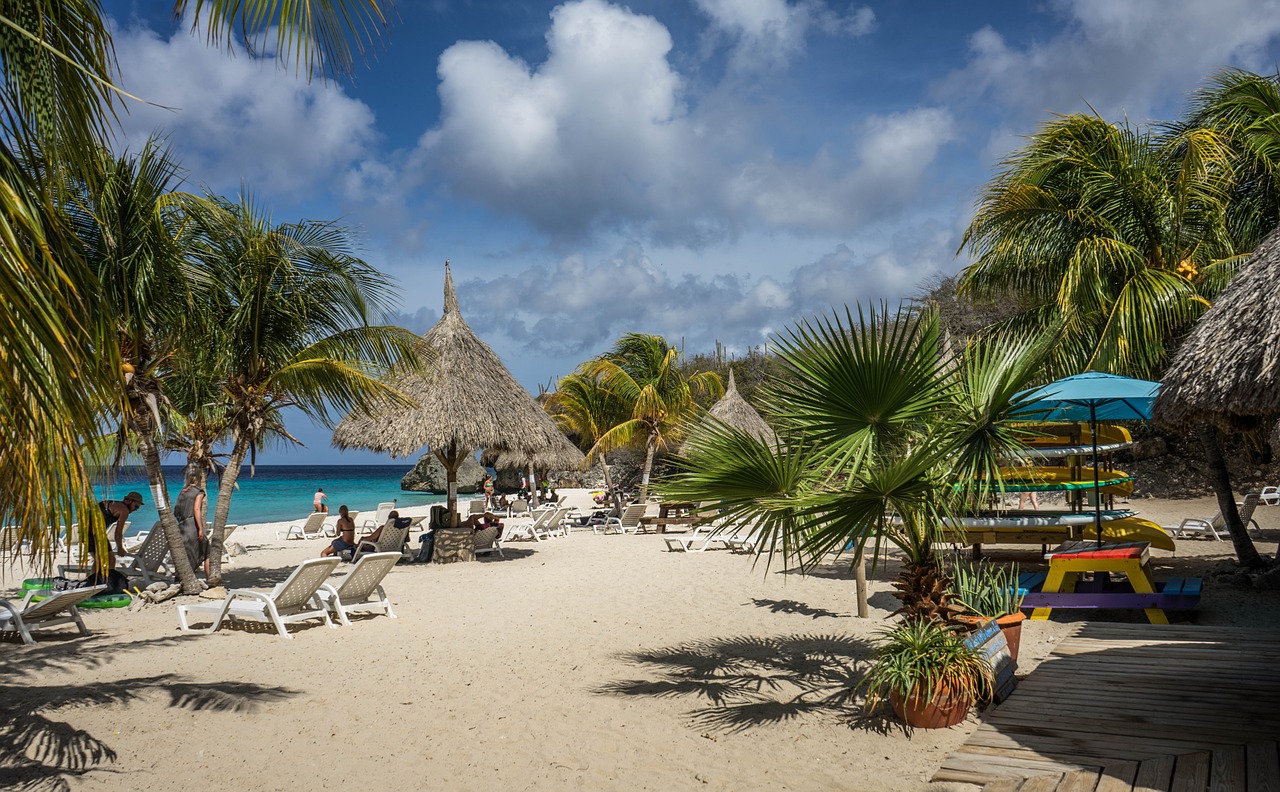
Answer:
1028;540;1170;624
638;502;707;533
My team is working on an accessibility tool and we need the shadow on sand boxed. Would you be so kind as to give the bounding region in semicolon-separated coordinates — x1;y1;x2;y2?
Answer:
0;635;299;790
597;633;877;733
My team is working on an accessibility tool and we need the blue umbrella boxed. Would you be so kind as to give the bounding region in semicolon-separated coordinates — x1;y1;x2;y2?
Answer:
1013;372;1161;546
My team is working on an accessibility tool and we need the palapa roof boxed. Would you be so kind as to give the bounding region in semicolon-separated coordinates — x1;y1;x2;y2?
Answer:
685;369;777;448
1153;226;1280;432
332;262;584;468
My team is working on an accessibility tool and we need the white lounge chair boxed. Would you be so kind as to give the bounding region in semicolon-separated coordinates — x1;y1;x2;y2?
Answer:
1261;486;1280;506
1165;492;1261;540
473;525;504;558
362;502;396;533
724;522;766;554
532;507;572;540
316;552;399;625
60;522;173;586
278;512;326;541
352;518;411;563
600;503;650;535
503;508;558;542
0;585;107;645
663;521;732;552
176;558;340;639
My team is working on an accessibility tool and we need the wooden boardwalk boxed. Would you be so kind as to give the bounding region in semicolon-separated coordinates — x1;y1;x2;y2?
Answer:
932;622;1280;791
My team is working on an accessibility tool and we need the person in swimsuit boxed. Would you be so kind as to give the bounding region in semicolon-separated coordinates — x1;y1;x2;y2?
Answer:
93;491;143;570
313;487;328;514
321;505;358;559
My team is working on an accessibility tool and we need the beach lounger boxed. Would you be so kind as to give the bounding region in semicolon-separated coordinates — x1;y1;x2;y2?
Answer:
1262;486;1280;506
724;522;766;554
0;585;107;645
176;557;340;639
504;508;557;542
278;512;327;541
361;502;396;533
601;503;649;535
1164;491;1261;540
60;522;173;586
352;518;411;563
473;524;504;558
663;522;730;552
316;552;399;625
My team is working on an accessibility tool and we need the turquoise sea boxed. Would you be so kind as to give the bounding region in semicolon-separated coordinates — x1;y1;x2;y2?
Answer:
92;465;446;536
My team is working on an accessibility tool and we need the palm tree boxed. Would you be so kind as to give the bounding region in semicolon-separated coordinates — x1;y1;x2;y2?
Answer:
183;194;422;583
959;113;1240;380
545;371;632;514
581;333;722;501
0;0;391;563
68;138;204;591
659;304;1050;621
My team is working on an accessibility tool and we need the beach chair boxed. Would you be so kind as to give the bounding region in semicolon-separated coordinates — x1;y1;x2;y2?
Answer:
503;508;557;542
214;525;239;565
62;522;173;585
1165;491;1261;540
467;498;488;516
473;524;504;558
176;557;340;639
0;585;107;645
724;521;766;554
362;502;395;533
315;552;399;625
534;507;573;540
352;518;411;562
1261;486;1280;506
601;503;650;535
278;512;326;541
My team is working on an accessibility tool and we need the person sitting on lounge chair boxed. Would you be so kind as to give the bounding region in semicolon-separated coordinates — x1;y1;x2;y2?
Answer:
321;505;358;559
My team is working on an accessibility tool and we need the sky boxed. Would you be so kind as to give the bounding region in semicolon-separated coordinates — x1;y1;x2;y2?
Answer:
101;0;1280;464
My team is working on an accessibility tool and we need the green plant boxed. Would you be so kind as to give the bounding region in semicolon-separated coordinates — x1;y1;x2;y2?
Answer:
948;558;1026;619
862;618;991;715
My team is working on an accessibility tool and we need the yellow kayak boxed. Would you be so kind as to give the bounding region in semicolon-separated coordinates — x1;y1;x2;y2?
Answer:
1079;517;1175;551
993;466;1134;495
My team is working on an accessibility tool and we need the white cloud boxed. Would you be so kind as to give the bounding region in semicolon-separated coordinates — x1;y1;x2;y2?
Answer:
694;0;875;70
419;0;944;243
108;18;378;197
944;0;1280;126
433;230;957;361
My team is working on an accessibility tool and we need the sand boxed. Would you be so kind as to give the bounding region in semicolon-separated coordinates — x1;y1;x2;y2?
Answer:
3;490;1277;791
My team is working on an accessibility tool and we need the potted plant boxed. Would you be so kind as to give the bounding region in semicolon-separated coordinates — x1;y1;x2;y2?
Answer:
863;618;991;729
948;558;1027;661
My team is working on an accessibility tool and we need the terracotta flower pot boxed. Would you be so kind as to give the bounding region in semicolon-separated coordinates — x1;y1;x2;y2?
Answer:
890;683;972;729
955;612;1026;663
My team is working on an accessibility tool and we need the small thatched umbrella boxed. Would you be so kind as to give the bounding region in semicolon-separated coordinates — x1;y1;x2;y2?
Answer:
699;370;776;446
1153;227;1280;572
333;262;583;560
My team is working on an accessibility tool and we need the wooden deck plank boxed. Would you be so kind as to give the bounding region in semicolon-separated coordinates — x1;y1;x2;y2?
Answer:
931;625;1280;791
1132;754;1175;791
1017;775;1064;792
1169;751;1211;792
1246;741;1280;792
1209;745;1246;792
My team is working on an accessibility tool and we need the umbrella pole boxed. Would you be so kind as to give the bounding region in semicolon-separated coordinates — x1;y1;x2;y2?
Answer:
1091;405;1102;548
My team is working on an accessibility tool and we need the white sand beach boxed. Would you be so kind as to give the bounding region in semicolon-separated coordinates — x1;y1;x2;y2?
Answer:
4;490;1277;791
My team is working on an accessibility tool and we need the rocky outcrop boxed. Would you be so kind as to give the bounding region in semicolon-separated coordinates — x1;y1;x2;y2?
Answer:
401;454;486;493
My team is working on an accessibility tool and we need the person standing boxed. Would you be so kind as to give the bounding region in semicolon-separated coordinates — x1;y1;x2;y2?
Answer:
175;470;208;577
483;474;496;508
518;473;528;500
313;486;328;513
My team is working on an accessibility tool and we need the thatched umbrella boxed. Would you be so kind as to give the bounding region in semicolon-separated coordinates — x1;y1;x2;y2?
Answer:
703;370;776;445
333;262;583;559
1153;227;1280;572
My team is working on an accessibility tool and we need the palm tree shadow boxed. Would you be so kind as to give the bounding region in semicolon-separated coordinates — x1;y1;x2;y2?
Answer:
0;636;299;789
597;633;877;734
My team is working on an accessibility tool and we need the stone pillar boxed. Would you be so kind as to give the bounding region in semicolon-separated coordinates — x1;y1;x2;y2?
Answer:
433;527;475;563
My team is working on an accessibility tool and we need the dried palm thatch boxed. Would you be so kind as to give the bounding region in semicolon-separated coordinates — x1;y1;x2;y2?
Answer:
683;369;777;450
333;262;582;535
1153;227;1280;433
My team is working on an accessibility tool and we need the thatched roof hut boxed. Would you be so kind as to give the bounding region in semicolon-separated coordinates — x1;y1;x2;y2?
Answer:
1153;227;1280;432
333;262;582;546
683;369;777;449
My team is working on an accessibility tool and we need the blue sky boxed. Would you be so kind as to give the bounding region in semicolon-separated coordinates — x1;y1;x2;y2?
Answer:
102;0;1280;464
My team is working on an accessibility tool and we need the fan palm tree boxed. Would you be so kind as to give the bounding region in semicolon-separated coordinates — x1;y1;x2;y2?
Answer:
581;333;722;501
545;371;632;514
0;0;391;564
959;113;1240;380
659;304;1050;621
183;194;422;583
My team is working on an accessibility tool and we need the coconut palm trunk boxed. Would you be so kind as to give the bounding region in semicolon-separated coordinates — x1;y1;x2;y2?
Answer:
638;431;658;502
131;410;200;592
527;463;539;508
599;451;624;516
1197;424;1265;568
208;437;250;584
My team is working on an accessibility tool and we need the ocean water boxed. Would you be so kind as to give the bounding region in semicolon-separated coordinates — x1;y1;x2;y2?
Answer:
92;465;446;535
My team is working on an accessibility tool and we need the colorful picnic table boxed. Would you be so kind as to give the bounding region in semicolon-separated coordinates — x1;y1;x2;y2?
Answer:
1029;540;1170;624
